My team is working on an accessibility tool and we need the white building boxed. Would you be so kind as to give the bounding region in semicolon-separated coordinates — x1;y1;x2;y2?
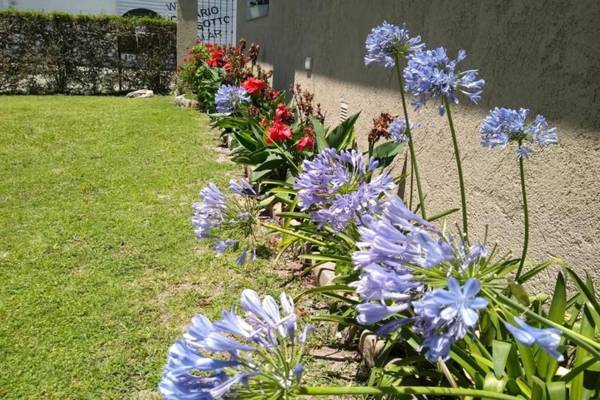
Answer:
0;0;237;45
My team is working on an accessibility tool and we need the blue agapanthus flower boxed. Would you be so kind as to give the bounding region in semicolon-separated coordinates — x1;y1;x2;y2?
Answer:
364;21;424;68
480;107;558;158
192;183;227;239
351;195;454;328
192;182;259;264
294;148;395;232
215;85;250;114
213;239;237;255
403;47;485;114
229;178;256;196
352;195;454;271
159;289;311;399
412;278;487;361
505;317;563;361
351;264;418;325
388;118;410;144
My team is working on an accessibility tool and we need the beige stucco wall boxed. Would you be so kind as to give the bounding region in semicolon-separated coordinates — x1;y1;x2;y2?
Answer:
237;0;600;290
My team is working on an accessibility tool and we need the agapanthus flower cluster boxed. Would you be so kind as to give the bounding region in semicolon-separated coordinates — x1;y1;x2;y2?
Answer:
350;196;494;361
364;21;424;68
294;148;395;232
215;85;250;114
352;196;454;272
480;107;558;158
388;118;411;144
192;179;259;264
350;194;565;362
403;47;485;114
412;278;487;361
351;196;452;323
159;289;311;399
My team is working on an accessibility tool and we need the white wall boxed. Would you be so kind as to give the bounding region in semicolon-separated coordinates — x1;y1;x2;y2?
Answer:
4;0;117;14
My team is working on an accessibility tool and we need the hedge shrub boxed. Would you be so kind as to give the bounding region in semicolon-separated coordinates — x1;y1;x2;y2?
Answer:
0;10;176;94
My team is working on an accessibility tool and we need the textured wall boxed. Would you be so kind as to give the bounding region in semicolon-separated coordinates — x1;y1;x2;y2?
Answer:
237;0;600;290
176;0;198;66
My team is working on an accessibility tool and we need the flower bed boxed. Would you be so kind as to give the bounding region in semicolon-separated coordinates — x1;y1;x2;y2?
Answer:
164;24;599;399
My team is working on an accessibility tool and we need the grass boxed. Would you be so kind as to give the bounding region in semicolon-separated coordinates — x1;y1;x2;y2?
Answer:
0;96;285;399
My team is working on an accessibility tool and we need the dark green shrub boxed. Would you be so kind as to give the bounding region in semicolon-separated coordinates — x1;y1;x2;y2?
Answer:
0;10;176;94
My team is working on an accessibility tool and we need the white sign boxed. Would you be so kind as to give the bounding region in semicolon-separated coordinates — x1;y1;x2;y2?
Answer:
117;0;236;46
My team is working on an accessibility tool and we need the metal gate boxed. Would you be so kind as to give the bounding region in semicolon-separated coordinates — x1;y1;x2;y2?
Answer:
198;0;236;46
117;0;237;46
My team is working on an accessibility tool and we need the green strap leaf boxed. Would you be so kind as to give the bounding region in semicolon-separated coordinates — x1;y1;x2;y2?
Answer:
293;284;354;302
546;381;566;400
326;112;360;149
298;385;521;399
261;223;326;247
493;340;513;378
517;258;563;284
540;272;567;379
565;267;600;316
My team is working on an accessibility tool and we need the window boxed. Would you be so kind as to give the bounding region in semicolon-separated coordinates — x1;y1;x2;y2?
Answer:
247;0;269;20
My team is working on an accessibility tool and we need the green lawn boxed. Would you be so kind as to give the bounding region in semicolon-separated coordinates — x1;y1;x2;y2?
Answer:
0;96;283;399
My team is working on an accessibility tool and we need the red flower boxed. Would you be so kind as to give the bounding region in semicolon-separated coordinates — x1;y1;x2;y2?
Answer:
176;66;182;73
275;103;294;124
241;77;268;95
296;127;315;152
266;119;292;144
207;48;225;67
296;134;315;152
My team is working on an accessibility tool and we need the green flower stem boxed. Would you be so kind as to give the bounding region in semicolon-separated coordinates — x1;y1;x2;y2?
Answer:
515;141;529;279
492;290;600;358
394;53;427;218
298;385;519;399
442;96;469;241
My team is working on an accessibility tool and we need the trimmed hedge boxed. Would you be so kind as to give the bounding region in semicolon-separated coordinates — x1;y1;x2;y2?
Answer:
0;10;176;94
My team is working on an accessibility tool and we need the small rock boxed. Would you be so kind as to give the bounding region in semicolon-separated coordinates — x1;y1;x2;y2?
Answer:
313;262;336;287
359;330;386;368
174;94;199;108
126;89;154;98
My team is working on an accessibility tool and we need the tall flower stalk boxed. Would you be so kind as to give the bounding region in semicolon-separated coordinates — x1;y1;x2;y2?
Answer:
394;53;427;219
517;141;529;278
364;22;427;218
443;96;469;239
404;47;485;240
480;107;558;278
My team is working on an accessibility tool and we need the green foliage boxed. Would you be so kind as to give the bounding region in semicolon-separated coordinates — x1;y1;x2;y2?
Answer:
0;10;176;94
